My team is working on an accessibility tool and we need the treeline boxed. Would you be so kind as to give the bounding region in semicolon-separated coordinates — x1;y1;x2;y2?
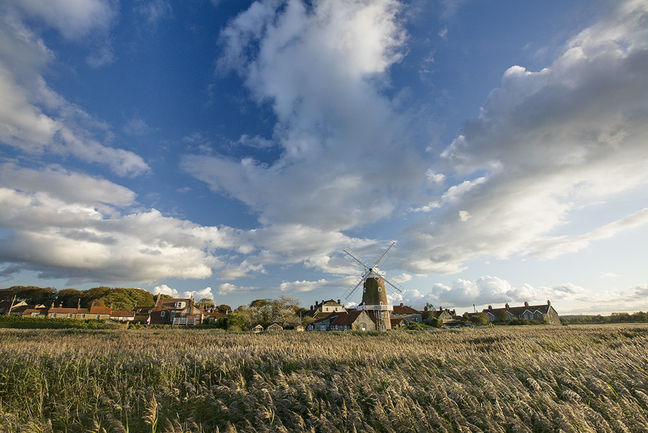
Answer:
562;311;648;324
216;297;310;331
0;286;155;311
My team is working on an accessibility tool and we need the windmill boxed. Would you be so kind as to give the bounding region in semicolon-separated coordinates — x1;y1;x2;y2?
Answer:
342;241;402;331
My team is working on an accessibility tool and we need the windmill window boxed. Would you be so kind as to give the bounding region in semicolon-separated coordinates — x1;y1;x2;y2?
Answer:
378;287;382;292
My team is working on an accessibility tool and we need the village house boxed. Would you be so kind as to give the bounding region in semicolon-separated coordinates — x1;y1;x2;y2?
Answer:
133;306;153;323
305;299;347;319
483;301;560;325
21;306;48;318
149;296;202;325
307;309;376;331
110;310;135;322
252;324;264;333
266;323;283;331
425;306;456;324
46;301;112;320
392;303;423;323
390;317;405;329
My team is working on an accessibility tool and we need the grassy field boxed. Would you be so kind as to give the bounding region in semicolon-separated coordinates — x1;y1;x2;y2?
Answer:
1;325;647;433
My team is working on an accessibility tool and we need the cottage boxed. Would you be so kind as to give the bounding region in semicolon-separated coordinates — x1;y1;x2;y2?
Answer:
307;313;336;331
390;317;405;329
392;303;423;323
332;310;376;331
46;300;112;320
133;306;153;323
110;310;135;322
266;323;283;331
150;296;202;325
425;306;456;324
252;324;264;333
21;307;48;318
483;300;560;325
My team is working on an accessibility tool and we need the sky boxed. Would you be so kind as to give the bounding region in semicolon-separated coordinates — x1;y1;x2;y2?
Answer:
0;0;647;314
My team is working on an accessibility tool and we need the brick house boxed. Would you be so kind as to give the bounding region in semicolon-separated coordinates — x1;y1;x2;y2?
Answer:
149;296;202;325
47;301;112;320
483;301;560;325
308;309;376;331
392;304;423;323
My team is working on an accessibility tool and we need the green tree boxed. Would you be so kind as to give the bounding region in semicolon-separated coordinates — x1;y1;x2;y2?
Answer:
1;286;57;305
56;289;84;307
468;312;489;326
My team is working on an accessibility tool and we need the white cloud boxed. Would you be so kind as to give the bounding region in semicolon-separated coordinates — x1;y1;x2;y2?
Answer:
0;165;247;283
11;0;115;40
0;3;149;176
0;163;135;207
527;208;648;259
279;276;358;294
399;0;648;274
184;0;427;232
123;116;153;136
184;287;214;300
135;0;173;26
152;284;178;297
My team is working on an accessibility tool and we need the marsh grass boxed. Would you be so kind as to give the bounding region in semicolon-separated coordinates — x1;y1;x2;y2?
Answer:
1;325;648;432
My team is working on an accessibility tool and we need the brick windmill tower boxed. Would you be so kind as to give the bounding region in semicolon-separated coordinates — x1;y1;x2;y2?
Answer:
343;241;402;331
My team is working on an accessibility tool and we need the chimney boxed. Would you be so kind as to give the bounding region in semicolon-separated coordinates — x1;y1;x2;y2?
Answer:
439;306;443;311
400;302;404;307
488;305;492;310
423;305;428;312
547;300;551;306
77;298;81;311
505;303;509;309
524;301;529;307
50;301;54;309
310;305;313;310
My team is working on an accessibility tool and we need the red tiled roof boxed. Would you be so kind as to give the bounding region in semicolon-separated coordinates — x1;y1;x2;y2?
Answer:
392;305;420;315
49;307;88;314
331;310;363;326
22;308;48;316
90;306;112;315
110;310;134;317
390;317;404;326
484;304;550;315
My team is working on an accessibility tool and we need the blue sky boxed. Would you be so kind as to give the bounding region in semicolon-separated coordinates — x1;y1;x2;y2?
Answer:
1;0;647;314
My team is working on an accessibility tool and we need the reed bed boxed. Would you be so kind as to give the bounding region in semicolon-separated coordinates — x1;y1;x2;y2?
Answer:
1;325;647;432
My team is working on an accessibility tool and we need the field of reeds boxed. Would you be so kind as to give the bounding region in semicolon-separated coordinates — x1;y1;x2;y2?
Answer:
1;325;648;433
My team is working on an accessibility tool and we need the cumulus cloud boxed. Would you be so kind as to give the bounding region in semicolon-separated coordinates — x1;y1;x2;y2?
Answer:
0;2;148;176
152;284;178;297
0;165;245;283
400;0;648;274
183;0;427;232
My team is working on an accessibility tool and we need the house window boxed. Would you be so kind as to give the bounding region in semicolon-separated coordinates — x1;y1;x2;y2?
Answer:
67;313;72;318
161;311;166;317
31;312;39;317
361;323;366;331
96;315;100;319
174;302;185;308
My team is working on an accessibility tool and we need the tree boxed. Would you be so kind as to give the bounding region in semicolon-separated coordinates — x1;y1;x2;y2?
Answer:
216;304;232;314
497;311;510;322
1;286;57;305
197;298;215;308
468;312;489;326
56;289;83;307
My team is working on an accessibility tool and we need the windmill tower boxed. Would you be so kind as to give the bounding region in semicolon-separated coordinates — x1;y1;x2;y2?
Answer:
343;241;402;331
